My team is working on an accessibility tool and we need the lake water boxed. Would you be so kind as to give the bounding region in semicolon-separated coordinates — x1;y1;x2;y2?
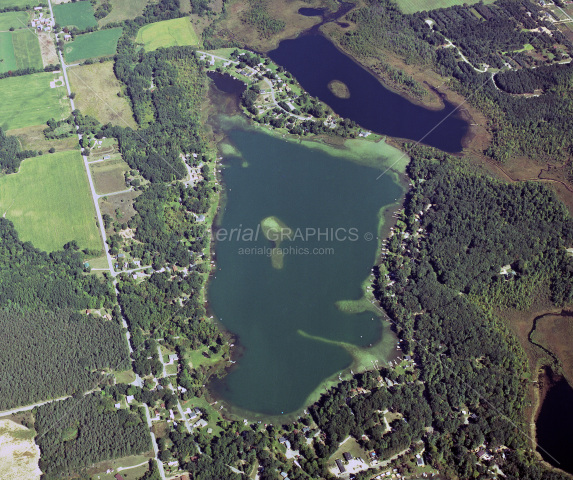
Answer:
536;371;573;474
298;7;326;16
208;127;403;415
269;34;468;152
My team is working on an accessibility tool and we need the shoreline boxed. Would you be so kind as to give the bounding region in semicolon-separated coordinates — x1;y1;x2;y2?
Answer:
201;100;409;421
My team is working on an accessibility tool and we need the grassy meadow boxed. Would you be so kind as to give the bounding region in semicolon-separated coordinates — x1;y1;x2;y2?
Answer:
396;0;496;14
63;27;122;62
0;11;29;31
0;72;69;130
53;1;97;29
135;17;199;51
98;0;149;25
90;157;129;194
0;150;101;252
67;60;136;127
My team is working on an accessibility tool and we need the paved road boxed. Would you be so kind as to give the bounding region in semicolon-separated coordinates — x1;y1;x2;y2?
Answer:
0;388;98;418
57;39;166;479
262;77;310;120
0;396;70;418
143;404;166;480
58;49;125;277
156;348;193;434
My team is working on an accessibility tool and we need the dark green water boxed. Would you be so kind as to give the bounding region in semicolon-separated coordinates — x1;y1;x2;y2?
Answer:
208;127;403;415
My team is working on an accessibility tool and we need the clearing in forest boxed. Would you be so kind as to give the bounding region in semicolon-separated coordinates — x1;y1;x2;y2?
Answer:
90;153;130;195
0;72;69;130
53;1;97;29
0;150;101;252
135;16;199;51
395;0;496;14
63;27;122;62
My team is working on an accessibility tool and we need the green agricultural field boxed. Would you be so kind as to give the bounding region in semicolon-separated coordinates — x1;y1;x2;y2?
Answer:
0;29;42;73
63;27;122;62
0;72;69;130
0;150;102;252
396;0;495;14
0;0;40;7
12;29;42;69
136;16;199;51
0;31;17;73
0;11;29;31
53;1;97;29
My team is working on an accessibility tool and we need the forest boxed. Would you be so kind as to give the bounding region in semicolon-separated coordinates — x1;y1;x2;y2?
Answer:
0;127;39;173
495;62;573;94
336;0;573;162
0;219;113;311
0;307;129;410
34;393;151;478
371;146;573;479
0;219;129;410
107;45;207;182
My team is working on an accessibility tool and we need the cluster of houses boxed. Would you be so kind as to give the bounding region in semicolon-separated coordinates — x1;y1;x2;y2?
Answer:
114;395;134;409
30;8;55;33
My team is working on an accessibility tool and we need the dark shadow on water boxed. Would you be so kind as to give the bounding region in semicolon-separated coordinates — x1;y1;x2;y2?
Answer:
298;7;326;17
536;368;573;475
207;71;247;95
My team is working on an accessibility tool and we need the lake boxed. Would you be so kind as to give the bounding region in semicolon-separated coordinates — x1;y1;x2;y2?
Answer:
269;34;469;153
536;370;573;474
208;126;403;416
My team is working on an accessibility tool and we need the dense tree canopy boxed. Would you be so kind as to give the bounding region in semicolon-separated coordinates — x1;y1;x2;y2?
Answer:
0;308;129;410
35;394;151;478
373;146;573;478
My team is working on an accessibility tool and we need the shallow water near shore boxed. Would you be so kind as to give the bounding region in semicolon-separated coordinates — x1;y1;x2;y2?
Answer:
207;122;404;416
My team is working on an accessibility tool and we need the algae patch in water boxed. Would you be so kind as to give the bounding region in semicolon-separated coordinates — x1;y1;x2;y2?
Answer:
260;215;292;269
